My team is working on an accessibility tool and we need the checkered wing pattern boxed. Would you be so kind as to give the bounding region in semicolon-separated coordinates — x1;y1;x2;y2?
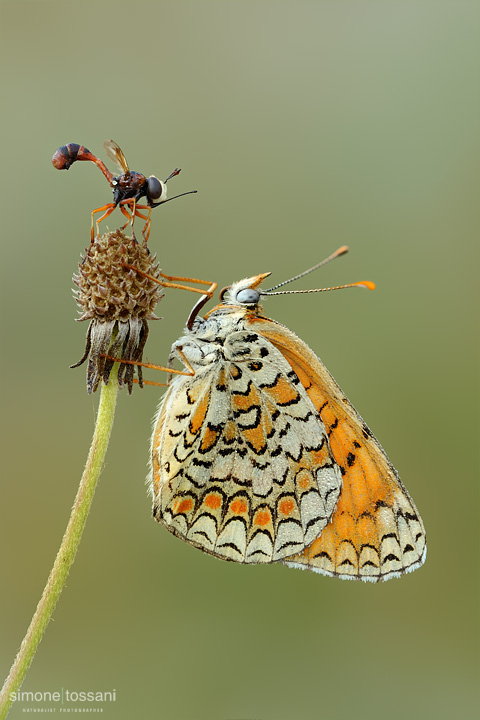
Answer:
150;330;342;563
257;318;427;582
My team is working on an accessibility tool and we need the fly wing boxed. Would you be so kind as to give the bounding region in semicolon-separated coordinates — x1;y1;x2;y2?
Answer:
103;139;130;175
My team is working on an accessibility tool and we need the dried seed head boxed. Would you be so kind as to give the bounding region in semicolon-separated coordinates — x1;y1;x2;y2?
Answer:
72;230;164;393
73;229;163;321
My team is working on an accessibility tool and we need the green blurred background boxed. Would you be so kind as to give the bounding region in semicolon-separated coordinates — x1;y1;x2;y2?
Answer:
1;2;478;719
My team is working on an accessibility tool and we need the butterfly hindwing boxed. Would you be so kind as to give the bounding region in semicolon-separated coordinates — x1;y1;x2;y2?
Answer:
150;327;343;563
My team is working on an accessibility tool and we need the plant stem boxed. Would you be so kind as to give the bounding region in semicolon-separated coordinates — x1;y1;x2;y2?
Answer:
0;368;120;720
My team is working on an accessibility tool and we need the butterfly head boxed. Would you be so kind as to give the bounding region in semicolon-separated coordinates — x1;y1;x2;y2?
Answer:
219;273;271;308
195;247;375;329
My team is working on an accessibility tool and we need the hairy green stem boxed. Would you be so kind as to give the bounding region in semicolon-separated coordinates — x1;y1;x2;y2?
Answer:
0;368;120;719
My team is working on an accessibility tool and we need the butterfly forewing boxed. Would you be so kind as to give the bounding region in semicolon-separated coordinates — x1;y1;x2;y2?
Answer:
255;316;427;581
150;321;343;563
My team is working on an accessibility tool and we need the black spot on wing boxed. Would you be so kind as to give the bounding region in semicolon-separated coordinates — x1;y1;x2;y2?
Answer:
286;370;301;385
382;532;400;542
235;404;262;429
231;379;253;397
242;333;260;344
233;348;251;357
294;410;314;424
183;470;208;489
346;452;356;467
173;446;194;464
312;549;332;561
191;511;220;531
324;487;338;504
304;513;328;533
360;542;378;553
362;423;373;439
190;456;213;469
221;514;248;531
338;558;355;568
327;418;338;436
303;436;327;453
277;392;301;408
245;439;268;456
258;372;282;389
215;541;242;553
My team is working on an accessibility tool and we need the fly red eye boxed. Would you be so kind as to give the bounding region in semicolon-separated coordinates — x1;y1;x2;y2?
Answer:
147;176;163;200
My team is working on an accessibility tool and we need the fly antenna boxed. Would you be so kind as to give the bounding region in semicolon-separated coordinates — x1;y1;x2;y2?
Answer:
151;190;198;208
164;168;182;183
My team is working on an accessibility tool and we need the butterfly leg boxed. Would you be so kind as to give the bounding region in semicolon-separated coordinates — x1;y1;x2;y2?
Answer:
121;264;217;305
100;347;195;388
120;263;218;331
158;274;218;328
153;273;218;328
159;273;217;297
91;203;116;242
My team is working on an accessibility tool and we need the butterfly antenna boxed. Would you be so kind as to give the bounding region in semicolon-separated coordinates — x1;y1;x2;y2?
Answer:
263;280;375;296
264;245;349;292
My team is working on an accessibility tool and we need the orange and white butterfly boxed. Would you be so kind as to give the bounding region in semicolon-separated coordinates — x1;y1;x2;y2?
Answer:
149;248;426;582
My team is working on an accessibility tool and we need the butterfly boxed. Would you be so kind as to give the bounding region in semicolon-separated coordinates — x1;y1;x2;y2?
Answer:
149;248;426;582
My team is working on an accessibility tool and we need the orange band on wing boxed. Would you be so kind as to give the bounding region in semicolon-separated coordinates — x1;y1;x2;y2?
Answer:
254;316;426;580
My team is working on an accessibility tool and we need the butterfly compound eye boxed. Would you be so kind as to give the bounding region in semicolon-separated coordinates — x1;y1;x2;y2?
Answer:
236;288;260;305
147;176;163;200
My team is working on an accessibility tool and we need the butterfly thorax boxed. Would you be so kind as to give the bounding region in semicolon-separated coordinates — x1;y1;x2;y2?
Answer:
171;305;266;369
